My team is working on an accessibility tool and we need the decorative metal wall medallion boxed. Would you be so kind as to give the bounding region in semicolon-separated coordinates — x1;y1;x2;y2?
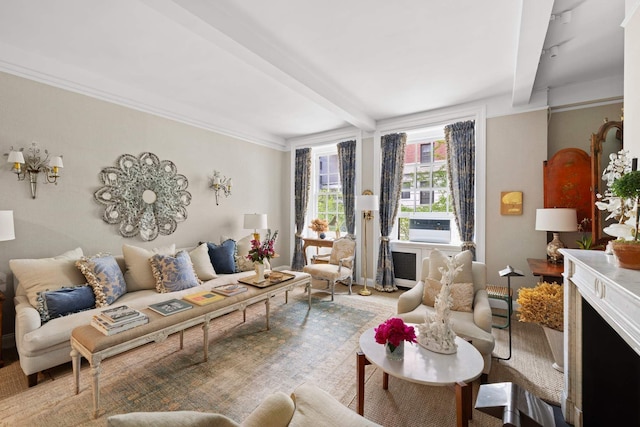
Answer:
94;152;191;241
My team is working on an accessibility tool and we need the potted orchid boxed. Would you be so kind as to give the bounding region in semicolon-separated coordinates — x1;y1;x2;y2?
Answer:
374;317;417;360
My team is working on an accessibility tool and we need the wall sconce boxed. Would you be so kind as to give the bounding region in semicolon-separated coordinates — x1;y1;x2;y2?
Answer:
6;142;64;199
209;170;232;205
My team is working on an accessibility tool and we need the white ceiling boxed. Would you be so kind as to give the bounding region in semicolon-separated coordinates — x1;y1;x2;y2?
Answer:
0;0;625;149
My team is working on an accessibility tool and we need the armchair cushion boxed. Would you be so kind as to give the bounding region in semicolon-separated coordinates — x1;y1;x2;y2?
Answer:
427;249;473;284
329;238;355;268
422;278;473;312
302;264;352;281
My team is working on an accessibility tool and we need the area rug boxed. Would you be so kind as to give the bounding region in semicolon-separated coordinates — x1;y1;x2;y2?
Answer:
0;288;563;427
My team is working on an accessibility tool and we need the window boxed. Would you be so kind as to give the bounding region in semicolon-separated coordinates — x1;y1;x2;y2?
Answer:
397;127;454;241
311;147;345;236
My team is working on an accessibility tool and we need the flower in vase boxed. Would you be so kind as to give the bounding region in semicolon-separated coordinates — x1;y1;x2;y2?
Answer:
247;230;278;264
374;317;416;351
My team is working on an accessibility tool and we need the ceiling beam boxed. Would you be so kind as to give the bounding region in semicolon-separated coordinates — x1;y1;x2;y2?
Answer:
512;0;554;106
140;0;376;132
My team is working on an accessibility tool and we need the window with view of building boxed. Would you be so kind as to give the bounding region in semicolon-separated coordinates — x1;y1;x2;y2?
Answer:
397;128;453;241
312;148;345;237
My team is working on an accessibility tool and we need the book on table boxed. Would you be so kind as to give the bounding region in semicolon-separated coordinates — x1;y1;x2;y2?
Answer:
148;299;194;316
183;290;225;306
211;284;248;297
99;305;140;323
91;312;149;336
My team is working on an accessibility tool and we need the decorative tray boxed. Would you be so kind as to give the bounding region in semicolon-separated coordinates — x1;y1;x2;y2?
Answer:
238;271;295;288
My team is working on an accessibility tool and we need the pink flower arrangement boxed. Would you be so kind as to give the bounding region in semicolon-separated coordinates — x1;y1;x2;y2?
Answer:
247;230;278;264
374;317;416;350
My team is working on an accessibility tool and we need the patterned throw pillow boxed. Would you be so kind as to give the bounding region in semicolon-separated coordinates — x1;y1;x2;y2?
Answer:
233;234;254;272
150;251;202;293
36;285;96;322
427;249;473;283
205;239;237;274
76;254;127;307
422;278;474;312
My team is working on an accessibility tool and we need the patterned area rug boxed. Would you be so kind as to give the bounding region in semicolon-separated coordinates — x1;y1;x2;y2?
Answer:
0;287;563;427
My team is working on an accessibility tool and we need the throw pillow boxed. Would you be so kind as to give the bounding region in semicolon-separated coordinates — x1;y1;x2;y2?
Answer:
189;243;217;281
36;285;96;323
76;254;128;307
150;250;202;293
9;247;86;308
427;249;473;284
422;278;474;312
233;234;254;272
122;244;176;291
205;239;237;274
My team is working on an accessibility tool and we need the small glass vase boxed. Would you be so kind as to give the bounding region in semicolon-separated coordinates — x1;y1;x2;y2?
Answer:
385;341;404;361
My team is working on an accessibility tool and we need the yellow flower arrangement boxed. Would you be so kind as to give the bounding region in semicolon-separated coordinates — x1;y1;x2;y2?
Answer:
309;218;329;233
516;282;563;331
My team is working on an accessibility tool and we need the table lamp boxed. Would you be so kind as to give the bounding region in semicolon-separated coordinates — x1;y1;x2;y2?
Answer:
535;208;577;263
356;193;379;296
0;211;15;242
244;213;267;241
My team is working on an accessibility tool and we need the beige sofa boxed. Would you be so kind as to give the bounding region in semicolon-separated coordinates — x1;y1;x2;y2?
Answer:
396;254;495;375
107;382;381;427
11;244;304;386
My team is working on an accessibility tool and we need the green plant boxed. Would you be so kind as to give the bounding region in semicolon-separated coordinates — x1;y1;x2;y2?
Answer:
611;170;640;241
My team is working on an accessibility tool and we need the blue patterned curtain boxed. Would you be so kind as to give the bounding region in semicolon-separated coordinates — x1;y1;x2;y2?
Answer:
291;148;312;271
337;140;356;237
445;120;476;258
375;133;407;292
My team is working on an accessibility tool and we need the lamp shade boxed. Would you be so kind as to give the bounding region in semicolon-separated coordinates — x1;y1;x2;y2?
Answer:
535;208;577;232
243;213;267;230
50;156;64;168
0;210;15;241
356;195;379;212
7;151;24;164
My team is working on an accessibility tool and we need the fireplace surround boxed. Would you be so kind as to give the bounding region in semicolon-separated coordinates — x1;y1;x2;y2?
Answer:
560;249;640;426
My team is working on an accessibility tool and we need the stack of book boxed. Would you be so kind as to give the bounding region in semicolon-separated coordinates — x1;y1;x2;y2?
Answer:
91;305;149;336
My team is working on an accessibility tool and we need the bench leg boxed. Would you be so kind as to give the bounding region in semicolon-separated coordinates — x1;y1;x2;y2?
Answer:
90;362;101;418
71;348;80;395
202;320;210;362
179;330;184;350
265;298;270;330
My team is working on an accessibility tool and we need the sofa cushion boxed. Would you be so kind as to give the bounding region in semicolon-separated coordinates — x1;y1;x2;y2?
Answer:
77;254;128;307
189;243;217;280
107;411;239;427
427;249;473;284
10;247;86;308
36;285;96;322
206;239;236;274
150;251;202;293
289;382;382;427
422;278;473;312
234;234;254;272
122;244;176;291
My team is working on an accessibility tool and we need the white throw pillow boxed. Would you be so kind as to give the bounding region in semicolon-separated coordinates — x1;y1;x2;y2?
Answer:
427;249;473;284
189;243;217;281
10;247;86;308
234;234;254;272
122;244;175;291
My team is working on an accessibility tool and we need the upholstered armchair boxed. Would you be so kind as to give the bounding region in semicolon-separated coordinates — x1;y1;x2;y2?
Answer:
396;250;495;376
302;237;355;301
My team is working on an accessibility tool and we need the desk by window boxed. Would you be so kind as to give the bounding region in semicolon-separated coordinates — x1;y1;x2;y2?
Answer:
526;258;563;284
302;237;333;265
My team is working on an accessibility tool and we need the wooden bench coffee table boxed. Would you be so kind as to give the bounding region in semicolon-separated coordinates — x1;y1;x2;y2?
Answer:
357;325;484;427
71;272;310;417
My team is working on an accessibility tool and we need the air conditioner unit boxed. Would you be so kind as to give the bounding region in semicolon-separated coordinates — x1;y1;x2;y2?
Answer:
408;218;451;243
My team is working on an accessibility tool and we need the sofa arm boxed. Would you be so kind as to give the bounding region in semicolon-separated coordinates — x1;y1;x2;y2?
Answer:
242;391;294;427
397;281;424;315
473;289;492;333
107;411;238;427
14;296;42;349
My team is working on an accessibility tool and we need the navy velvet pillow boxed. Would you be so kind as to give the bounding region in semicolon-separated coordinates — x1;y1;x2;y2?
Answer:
36;285;96;323
206;239;236;274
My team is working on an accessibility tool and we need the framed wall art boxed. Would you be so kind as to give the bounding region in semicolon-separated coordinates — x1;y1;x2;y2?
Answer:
501;191;523;215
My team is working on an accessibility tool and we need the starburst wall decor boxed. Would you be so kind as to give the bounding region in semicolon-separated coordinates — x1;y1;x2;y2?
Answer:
94;152;191;241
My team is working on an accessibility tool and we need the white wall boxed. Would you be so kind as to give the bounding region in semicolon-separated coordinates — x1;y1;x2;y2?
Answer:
625;1;640;157
0;71;289;338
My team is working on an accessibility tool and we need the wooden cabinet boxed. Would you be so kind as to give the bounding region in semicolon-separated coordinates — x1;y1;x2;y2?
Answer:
543;148;591;224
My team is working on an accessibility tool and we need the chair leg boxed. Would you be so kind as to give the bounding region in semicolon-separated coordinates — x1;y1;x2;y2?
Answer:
330;280;335;301
348;277;352;295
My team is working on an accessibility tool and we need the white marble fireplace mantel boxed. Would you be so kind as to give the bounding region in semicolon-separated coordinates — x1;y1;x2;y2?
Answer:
560;249;640;426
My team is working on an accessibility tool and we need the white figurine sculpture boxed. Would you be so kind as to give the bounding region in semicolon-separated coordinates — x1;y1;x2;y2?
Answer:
417;257;461;354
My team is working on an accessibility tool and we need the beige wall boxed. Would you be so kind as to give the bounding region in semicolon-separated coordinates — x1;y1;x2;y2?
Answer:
625;3;640;157
485;110;548;291
0;71;289;338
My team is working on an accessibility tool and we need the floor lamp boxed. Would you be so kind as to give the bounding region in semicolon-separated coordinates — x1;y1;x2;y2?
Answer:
356;193;379;296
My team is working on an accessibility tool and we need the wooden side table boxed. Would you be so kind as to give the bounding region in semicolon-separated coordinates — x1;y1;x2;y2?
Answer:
0;290;5;368
526;258;564;284
302;237;334;265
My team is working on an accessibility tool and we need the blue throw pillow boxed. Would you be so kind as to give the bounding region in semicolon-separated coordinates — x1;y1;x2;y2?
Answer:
76;254;127;307
206;239;236;274
150;250;201;293
36;285;96;323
